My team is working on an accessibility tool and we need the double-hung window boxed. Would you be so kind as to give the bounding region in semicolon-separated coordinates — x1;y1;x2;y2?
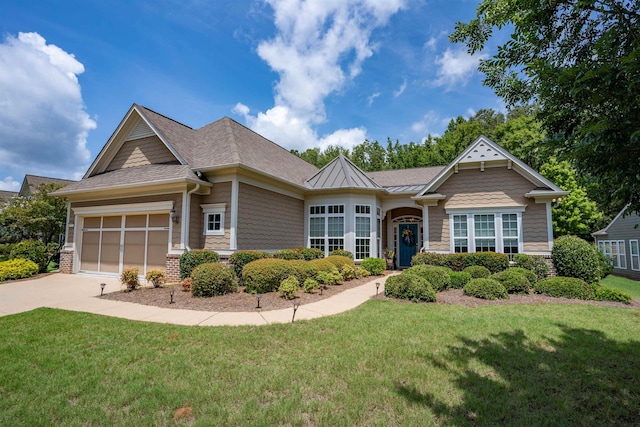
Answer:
598;240;627;269
202;204;225;236
502;213;519;259
309;205;344;255
355;205;371;260
474;214;496;252
453;215;468;253
449;210;522;255
630;240;640;271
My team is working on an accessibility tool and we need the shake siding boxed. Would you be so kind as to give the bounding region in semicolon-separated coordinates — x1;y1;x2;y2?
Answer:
198;182;232;250
105;136;176;171
237;183;304;250
522;202;549;252
429;206;449;251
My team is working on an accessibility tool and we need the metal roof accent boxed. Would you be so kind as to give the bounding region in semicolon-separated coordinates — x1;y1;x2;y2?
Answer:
305;154;382;190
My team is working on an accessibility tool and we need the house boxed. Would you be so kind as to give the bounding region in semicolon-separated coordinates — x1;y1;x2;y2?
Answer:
0;190;17;206
593;205;640;280
53;104;568;280
19;174;76;197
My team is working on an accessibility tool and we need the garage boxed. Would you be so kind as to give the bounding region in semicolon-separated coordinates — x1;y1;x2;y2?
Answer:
78;211;170;275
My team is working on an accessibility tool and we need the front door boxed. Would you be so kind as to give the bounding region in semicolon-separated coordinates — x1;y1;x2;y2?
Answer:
398;223;418;268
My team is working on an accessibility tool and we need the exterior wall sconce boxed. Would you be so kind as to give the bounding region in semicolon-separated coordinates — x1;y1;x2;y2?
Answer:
170;208;179;224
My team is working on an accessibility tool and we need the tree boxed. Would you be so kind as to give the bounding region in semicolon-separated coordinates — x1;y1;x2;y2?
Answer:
0;183;67;244
540;159;603;239
451;0;640;213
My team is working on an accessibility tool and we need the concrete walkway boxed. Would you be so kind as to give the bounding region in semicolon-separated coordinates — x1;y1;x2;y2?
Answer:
0;273;390;326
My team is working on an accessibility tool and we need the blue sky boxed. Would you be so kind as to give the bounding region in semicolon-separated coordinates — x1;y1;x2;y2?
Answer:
0;0;505;191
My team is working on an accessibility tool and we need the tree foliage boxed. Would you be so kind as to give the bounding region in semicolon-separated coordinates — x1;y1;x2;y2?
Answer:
450;0;640;213
0;183;67;244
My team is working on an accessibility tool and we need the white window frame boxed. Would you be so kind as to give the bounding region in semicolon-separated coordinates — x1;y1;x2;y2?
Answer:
355;204;372;261
630;240;640;271
308;204;345;256
598;240;627;269
447;207;524;255
452;214;469;253
202;204;226;236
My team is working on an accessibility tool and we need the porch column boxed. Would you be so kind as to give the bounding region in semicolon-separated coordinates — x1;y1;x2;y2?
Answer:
421;203;429;251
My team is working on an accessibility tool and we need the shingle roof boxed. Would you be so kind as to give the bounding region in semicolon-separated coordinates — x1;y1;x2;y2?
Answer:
53;164;203;195
0;190;17;203
305;154;382;190
20;175;76;196
367;166;445;188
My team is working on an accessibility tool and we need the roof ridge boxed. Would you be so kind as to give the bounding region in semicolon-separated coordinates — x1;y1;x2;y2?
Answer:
137;104;194;130
221;117;241;164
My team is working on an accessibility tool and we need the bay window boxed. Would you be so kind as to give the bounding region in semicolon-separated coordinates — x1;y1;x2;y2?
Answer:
355;205;371;260
309;204;344;255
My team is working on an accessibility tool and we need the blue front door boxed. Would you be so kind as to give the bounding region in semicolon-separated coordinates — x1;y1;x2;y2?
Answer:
398;223;418;268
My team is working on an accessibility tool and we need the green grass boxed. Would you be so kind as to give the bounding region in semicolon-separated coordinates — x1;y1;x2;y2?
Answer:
1;302;639;426
601;275;640;300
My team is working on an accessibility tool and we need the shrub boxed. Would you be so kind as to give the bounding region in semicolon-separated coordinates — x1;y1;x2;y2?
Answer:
273;248;324;261
443;253;466;272
179;249;219;279
404;265;451;292
316;268;343;286
0;258;39;281
191;263;237;297
329;249;354;259
513;254;550;280
120;267;140;291
552;235;601;284
508;267;537;285
229;251;271;277
463;265;492;279
411;252;509;273
303;278;319;293
0;243;15;262
145;269;165;288
279;276;300;300
325;255;355;270
464;252;510;273
513;253;533;270
463;278;508;300
449;271;472;289
384;274;436;302
180;277;192;292
10;240;49;272
593;286;632;304
361;257;386;275
411;252;448;267
491;270;531;294
308;258;337;274
341;264;356;281
595;249;614;279
534;276;596;300
354;266;370;279
242;258;296;294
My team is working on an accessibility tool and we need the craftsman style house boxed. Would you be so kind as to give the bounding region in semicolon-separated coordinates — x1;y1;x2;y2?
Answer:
54;104;568;280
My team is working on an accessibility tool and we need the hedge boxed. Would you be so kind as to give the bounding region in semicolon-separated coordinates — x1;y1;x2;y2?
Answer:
449;271;472;289
534;276;596;300
463;278;508;300
491;270;531;294
412;251;509;273
0;258;39;281
229;251;271;277
273;248;324;261
463;265;491;279
242;259;297;293
191;263;237;297
325;255;355;271
384;274;436;302
403;265;451;292
329;249;354;259
179;249;220;279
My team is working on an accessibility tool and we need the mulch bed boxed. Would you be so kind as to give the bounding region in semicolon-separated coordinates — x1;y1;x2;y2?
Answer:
99;272;640;312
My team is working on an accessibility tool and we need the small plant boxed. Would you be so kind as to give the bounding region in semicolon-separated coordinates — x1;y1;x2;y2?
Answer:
145;269;165;288
316;268;343;286
279;276;300;300
341;264;356;281
592;286;632;304
180;277;192;292
361;257;386;275
384;274;436;303
449;271;472;289
463;278;508;300
191;263;237;297
120;267;140;291
329;249;354;259
534;276;596;300
303;278;319;293
463;265;492;279
491;270;531;294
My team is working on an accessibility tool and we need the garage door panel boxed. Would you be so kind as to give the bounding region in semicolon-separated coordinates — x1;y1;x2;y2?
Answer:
100;231;120;273
80;231;100;271
123;231;145;272
147;230;169;271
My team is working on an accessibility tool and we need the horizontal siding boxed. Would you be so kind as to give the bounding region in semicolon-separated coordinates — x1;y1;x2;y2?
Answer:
197;182;232;250
429;205;449;251
237;183;304;250
523;202;549;252
106;136;176;171
599;210;640;280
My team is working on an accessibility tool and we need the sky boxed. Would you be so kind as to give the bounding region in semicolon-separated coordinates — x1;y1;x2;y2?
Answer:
0;0;507;191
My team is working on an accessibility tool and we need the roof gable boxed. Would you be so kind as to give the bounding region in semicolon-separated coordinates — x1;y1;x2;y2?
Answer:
19;174;76;196
305;154;381;190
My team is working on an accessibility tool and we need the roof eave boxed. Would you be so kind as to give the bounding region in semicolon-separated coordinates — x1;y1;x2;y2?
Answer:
52;177;212;197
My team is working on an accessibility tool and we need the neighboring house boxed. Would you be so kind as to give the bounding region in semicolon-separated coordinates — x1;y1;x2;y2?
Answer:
53;104;568;280
19;174;76;197
0;190;18;207
593;205;640;280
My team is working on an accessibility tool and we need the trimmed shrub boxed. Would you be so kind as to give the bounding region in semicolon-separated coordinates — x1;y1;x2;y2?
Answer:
513;254;550;280
593;286;632;304
0;258;39;281
508;267;537;285
229;251;271;277
191;263;237;297
552;235;600;284
595;249;614;279
316;268;343;286
384;274;436;302
411;252;509;273
443;253;466;272
449;271;472;289
296;248;324;260
329;249;354;259
463;265;491;279
464;252;510;273
513;253;533;270
361;257;386;275
145;269;165;288
491;270;531;294
279;276;300;300
463;278;508;300
534;276;596;300
242;258;296;294
341;264;356;281
120;267;139;291
180;277;192;292
411;252;448;267
354;266;370;279
303;278;319;293
325;255;355;271
308;258;337;274
179;249;220;279
10;240;49;272
273;248;324;261
404;265;451;292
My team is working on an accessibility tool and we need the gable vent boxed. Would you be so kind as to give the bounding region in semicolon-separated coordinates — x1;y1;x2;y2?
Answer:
126;120;155;141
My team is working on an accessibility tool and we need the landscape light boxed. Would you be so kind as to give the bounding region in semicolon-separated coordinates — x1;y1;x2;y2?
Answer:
292;301;301;323
100;283;106;296
256;293;262;309
169;289;175;304
376;282;380;296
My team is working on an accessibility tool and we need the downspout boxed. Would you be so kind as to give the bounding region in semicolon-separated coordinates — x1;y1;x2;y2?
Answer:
182;183;201;251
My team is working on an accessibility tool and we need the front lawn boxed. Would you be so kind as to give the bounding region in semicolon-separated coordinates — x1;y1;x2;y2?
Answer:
1;302;639;426
601;275;640;300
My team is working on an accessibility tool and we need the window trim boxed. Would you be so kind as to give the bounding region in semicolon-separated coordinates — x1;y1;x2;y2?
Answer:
630;240;640;271
598;240;627;269
308;204;345;256
448;210;523;255
355;204;372;261
202;203;226;236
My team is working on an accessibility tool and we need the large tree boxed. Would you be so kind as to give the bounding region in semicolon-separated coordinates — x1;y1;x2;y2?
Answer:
451;0;640;213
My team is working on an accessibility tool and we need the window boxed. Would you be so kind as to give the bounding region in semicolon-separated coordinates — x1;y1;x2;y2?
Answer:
355;205;371;260
630;240;640;271
453;215;468;253
309;204;344;255
502;213;519;259
598;240;626;269
202;204;225;236
474;214;496;252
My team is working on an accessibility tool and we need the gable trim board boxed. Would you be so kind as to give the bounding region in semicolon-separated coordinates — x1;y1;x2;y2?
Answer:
54;105;568;279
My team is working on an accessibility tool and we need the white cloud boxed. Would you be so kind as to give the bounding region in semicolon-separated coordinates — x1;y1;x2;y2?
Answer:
0;176;20;192
393;78;407;98
367;92;381;105
411;110;451;140
432;47;487;90
423;37;437;50
236;0;405;151
0;32;95;182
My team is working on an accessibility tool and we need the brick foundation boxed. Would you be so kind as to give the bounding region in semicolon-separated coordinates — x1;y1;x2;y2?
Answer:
165;254;181;282
59;250;74;274
541;254;557;277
